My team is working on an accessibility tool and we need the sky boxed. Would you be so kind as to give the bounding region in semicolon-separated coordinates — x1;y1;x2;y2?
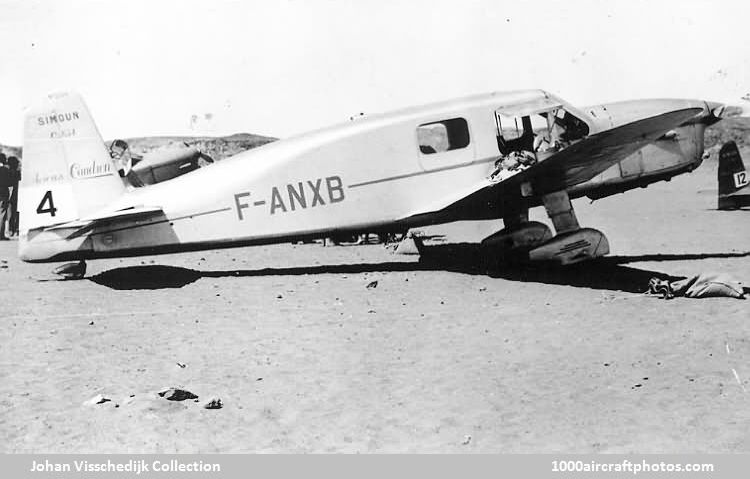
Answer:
0;0;748;145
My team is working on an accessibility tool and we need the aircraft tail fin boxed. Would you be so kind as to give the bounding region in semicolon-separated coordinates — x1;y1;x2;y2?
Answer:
718;141;750;209
19;92;126;232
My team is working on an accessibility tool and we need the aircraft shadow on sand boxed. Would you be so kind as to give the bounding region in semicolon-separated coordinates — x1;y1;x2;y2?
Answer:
85;244;750;293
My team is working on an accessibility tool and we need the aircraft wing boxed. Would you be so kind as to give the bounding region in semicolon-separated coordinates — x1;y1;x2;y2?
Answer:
404;107;704;221
398;178;494;221
45;206;165;239
504;107;704;194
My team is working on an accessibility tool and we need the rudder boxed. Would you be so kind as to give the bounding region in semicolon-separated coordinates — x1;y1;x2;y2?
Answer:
718;141;750;209
19;92;126;231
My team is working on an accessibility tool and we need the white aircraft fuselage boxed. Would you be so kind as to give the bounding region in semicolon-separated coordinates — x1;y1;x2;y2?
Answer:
18;90;722;263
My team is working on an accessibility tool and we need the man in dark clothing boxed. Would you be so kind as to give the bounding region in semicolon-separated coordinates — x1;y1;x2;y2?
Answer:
8;156;20;236
0;153;12;240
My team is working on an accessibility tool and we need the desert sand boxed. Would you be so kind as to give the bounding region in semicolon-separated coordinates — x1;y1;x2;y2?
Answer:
1;159;749;453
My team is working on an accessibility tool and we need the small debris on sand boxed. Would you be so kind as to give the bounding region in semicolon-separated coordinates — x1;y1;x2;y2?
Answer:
176;362;187;368
83;394;111;406
366;280;378;289
157;388;199;401
462;435;472;445
203;398;223;409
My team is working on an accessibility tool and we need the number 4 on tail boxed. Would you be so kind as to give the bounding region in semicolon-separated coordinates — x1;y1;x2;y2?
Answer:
37;190;58;216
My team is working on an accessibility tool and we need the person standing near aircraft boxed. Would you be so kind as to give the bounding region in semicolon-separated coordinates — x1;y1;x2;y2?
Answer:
0;153;12;240
7;156;20;236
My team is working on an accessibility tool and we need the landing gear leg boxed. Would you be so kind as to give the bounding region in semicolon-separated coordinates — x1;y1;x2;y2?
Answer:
528;190;609;265
481;207;552;264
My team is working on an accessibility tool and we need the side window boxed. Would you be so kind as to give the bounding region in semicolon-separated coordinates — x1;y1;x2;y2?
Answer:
556;110;589;142
496;113;526;141
417;118;470;155
496;114;536;154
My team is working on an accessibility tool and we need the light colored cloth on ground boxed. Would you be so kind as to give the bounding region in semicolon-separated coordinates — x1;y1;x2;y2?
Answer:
670;273;745;299
649;273;745;299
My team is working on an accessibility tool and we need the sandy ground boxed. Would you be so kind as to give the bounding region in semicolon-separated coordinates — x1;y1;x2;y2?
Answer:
1;162;749;453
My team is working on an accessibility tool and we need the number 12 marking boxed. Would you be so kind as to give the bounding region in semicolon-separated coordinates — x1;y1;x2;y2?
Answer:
734;171;748;189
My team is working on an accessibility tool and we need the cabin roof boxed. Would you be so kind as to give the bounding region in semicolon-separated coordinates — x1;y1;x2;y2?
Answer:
222;89;567;166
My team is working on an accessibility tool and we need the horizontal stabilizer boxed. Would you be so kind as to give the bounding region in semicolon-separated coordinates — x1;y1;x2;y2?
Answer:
45;206;165;238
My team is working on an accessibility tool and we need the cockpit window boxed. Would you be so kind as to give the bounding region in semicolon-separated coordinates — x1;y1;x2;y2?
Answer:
495;114;536;154
489;107;590;182
497;114;525;141
417;118;470;154
495;108;588;156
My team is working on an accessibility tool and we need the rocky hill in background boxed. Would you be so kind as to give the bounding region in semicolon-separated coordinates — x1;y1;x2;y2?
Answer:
0;132;276;163
705;117;750;151
119;132;277;161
